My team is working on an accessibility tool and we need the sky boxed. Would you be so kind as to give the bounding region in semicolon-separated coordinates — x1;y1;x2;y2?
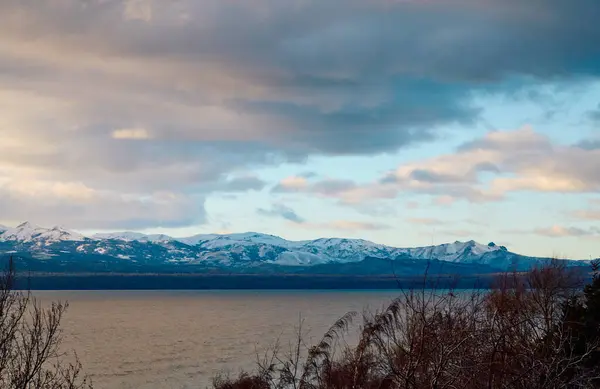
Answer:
0;0;599;259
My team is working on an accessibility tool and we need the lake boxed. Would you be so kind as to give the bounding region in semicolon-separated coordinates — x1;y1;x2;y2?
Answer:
35;290;403;389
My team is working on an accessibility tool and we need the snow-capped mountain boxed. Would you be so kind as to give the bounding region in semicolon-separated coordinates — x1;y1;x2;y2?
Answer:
0;222;590;274
91;232;174;243
179;232;292;247
1;222;85;244
398;240;508;264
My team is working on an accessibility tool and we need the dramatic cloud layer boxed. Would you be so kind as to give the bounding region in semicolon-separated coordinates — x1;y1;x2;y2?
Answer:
0;0;599;236
388;127;600;198
277;127;600;206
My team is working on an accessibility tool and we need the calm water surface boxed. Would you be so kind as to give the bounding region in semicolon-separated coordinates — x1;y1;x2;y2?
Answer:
35;290;402;389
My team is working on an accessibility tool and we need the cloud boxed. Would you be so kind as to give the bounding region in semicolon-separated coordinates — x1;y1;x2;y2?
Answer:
571;199;600;221
123;0;154;22
256;203;388;231
1;0;600;228
296;220;390;231
577;138;600;150
215;176;267;192
381;126;600;201
587;103;600;122
408;169;468;184
112;128;152;140
405;201;420;209
504;225;600;238
310;179;358;194
298;171;318;179
573;210;600;221
272;176;310;192
433;196;456;206
273;177;398;204
0;170;263;229
277;127;600;206
257;204;305;224
0;180;205;229
1;1;599;158
533;226;600;238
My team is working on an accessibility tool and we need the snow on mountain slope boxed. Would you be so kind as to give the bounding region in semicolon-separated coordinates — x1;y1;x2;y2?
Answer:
292;238;393;264
0;222;574;272
91;231;290;247
0;222;85;243
180;232;292;247
83;229;502;265
92;232;148;241
92;232;173;243
177;234;220;246
272;251;330;266
1;222;44;242
399;240;505;263
37;226;86;243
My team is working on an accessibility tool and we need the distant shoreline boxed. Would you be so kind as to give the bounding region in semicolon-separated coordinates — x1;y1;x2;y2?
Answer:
13;272;502;290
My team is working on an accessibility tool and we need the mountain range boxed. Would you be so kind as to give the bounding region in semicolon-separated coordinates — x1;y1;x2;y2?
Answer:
0;222;591;275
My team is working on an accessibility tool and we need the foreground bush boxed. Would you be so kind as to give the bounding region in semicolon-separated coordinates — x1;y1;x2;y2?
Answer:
215;261;600;389
0;259;91;389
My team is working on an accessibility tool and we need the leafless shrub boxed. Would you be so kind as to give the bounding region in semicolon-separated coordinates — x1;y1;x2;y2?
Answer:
214;261;599;389
0;257;91;389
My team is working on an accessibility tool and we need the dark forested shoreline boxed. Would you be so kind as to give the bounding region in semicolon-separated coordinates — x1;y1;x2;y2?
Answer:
13;271;590;290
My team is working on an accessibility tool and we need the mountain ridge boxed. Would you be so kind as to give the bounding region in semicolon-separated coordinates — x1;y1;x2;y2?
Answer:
0;221;592;275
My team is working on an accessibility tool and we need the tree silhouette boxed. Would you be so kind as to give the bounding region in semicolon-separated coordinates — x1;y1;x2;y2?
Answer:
0;256;91;389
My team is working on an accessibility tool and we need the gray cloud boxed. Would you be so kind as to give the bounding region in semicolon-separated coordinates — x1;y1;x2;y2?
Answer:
1;0;600;228
533;226;600;238
408;169;467;184
213;176;267;192
588;103;600;122
385;162;499;185
2;0;599;155
255;203;389;231
257;204;305;224
393;128;600;198
279;127;600;206
298;171;318;179
311;180;358;195
577;139;600;150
